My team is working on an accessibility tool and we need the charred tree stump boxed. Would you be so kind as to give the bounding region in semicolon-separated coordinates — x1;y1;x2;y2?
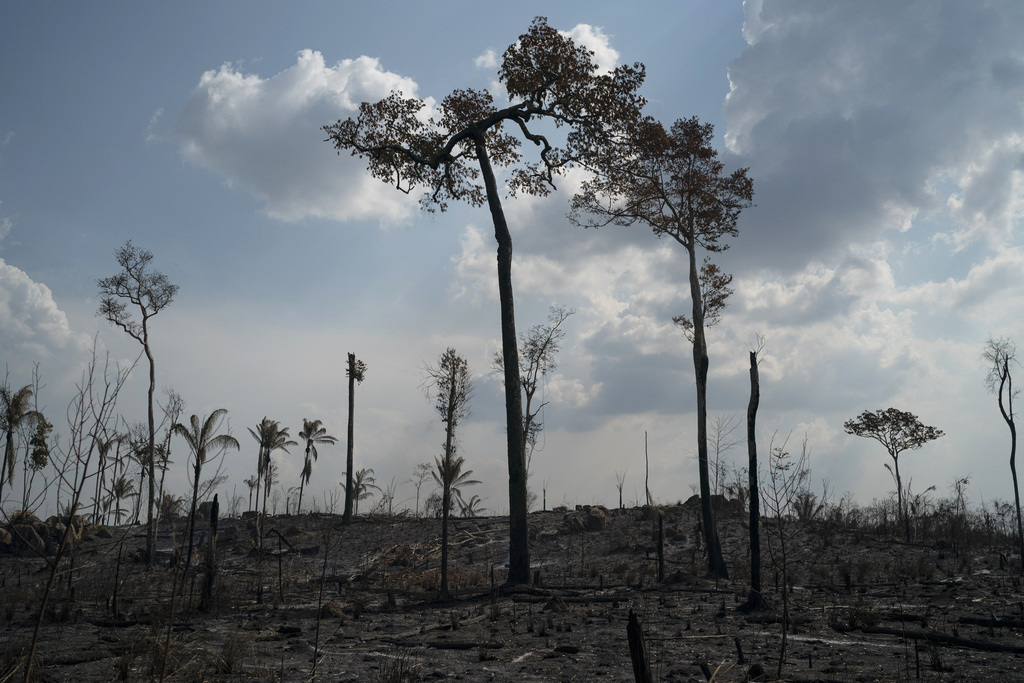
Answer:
627;609;653;683
657;514;665;583
200;494;218;612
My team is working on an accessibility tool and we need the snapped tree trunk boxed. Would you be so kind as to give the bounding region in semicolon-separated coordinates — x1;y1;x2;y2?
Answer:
744;350;766;610
200;494;218;612
474;133;529;585
344;353;356;525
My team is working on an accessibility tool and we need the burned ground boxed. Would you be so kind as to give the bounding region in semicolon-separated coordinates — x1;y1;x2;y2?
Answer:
1;501;1022;681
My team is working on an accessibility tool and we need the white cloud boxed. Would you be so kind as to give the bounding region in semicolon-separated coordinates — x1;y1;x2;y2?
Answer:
474;49;498;70
560;24;619;74
171;49;426;224
0;258;92;368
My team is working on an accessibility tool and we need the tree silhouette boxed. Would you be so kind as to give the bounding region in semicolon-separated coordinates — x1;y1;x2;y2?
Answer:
349;468;378;516
172;409;240;580
324;18;646;584
297;418;337;515
571;117;753;579
343;354;367;524
844;408;944;542
493;305;575;476
0;381;34;505
424;347;475;597
983;337;1023;570
98;240;178;564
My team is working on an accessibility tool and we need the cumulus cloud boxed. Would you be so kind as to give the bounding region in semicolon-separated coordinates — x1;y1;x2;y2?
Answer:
560;24;619;74
725;0;1024;270
0;259;91;363
474;49;498;70
171;49;425;224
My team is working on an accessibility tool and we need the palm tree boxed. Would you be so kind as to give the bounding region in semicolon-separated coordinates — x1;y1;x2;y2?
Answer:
243;475;259;512
347;468;378;516
432;455;481;515
172;409;240;577
0;382;34;503
458;494;487;518
109;475;136;525
297;418;337;515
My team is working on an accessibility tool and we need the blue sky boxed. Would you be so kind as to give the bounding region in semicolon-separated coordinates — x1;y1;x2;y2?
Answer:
3;1;1024;517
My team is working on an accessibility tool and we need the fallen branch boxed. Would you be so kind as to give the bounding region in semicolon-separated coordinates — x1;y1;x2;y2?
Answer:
831;623;1024;654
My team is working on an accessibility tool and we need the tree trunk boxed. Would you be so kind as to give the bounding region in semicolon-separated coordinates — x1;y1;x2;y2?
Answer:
474;133;529;585
744;350;766;610
440;372;457;599
200;494;218;612
687;235;727;579
626;609;653;683
144;331;157;567
893;455;909;542
182;454;202;582
344;353;356;525
997;365;1023;570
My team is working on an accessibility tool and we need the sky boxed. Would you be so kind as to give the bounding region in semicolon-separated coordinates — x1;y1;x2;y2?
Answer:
3;0;1024;519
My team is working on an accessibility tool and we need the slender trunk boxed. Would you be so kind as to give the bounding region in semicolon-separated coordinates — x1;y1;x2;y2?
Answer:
746;350;765;609
441;370;458;598
1;430;11;503
344;354;356;524
997;366;1023;570
687;233;727;579
893;455;908;542
144;330;157;567
473;133;528;585
182;453;202;582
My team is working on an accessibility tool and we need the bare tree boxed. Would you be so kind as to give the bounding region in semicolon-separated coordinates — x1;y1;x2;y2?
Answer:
407;462;433;517
324;18;646;584
343;353;367;524
844;408;944;542
983;336;1023;570
98;240;178;564
423;347;474;598
493;305;575;475
22;345;129;682
571;117;753;579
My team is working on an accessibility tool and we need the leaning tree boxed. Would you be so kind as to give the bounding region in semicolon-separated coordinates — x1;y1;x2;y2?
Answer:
570;117;753;579
982;337;1023;570
324;17;647;584
844;408;944;542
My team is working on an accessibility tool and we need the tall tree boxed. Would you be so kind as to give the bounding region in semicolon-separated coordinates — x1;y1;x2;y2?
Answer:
844;408;944;542
0;381;34;506
297;418;337;515
982;337;1023;570
570;117;753;579
98;240;178;564
324;18;646;584
424;347;475;598
172;409;240;579
343;354;367;524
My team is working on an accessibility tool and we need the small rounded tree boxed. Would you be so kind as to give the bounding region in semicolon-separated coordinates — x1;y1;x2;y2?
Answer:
844;408;944;542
